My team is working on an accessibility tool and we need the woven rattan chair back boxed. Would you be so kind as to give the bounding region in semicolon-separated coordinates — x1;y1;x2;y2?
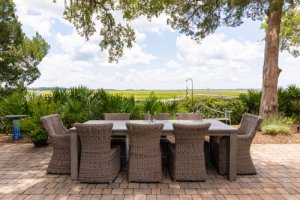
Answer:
143;113;169;120
104;113;130;169
238;113;263;139
172;123;210;149
126;123;164;149
41;114;68;137
75;123;120;183
176;113;203;120
169;123;211;181
103;113;130;120
126;123;164;182
75;123;113;154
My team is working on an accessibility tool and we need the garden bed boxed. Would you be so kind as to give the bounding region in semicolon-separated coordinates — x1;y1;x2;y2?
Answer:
253;130;300;144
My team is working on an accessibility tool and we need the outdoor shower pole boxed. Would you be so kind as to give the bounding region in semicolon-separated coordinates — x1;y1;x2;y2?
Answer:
186;78;194;110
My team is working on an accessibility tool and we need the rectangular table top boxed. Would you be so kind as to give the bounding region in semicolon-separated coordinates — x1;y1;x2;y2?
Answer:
73;119;238;135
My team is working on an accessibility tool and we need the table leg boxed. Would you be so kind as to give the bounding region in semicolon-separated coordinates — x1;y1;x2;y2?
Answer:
12;119;22;141
229;132;237;181
111;136;128;170
70;130;79;180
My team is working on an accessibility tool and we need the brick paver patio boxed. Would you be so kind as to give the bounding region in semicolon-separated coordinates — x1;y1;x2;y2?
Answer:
0;143;300;200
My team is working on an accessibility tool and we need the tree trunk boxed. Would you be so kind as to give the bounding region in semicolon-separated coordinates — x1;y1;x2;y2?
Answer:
259;0;283;117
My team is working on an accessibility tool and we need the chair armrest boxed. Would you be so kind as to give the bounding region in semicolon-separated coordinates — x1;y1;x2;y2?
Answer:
52;134;70;145
237;134;251;140
65;129;72;134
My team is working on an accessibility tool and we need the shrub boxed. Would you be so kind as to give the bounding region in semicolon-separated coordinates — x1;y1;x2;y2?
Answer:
261;115;292;135
51;87;143;125
19;118;48;146
179;96;247;124
20;95;59;146
238;89;261;115
162;101;179;118
0;92;27;116
29;129;48;147
0;92;27;134
278;85;300;123
262;125;291;135
142;92;161;115
239;86;300;123
140;92;179;117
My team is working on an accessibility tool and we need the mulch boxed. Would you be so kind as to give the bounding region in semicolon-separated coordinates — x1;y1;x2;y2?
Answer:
0;134;32;144
253;131;300;144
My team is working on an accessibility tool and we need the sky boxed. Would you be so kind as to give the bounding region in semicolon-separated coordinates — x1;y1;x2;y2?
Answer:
14;0;300;90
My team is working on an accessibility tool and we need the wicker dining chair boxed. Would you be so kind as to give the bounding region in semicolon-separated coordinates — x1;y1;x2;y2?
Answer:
75;123;120;183
175;112;210;167
143;113;170;120
126;123;164;182
176;113;204;120
143;113;170;174
41;114;70;174
104;113;130;169
168;123;211;181
210;113;263;175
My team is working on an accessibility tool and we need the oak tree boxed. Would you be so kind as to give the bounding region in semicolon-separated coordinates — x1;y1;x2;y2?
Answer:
0;0;50;96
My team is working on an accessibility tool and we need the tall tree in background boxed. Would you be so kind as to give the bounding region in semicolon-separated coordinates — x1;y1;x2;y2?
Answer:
0;0;49;96
60;0;300;117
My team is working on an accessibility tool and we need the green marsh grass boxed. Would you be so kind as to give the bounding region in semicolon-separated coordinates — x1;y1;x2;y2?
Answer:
29;89;247;99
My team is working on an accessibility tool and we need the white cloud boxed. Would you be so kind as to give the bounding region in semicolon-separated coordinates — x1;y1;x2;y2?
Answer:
131;14;173;34
103;45;157;67
14;0;68;37
55;31;105;62
176;34;264;66
55;30;156;67
15;0;65;21
279;53;300;87
157;34;265;89
18;14;54;36
98;57;263;90
136;31;147;41
31;54;100;88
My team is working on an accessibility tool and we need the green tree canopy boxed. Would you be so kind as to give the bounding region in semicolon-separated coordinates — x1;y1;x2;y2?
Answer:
261;8;300;56
280;8;300;56
0;0;50;96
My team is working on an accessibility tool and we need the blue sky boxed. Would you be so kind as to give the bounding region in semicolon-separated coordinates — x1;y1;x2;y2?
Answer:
15;0;300;90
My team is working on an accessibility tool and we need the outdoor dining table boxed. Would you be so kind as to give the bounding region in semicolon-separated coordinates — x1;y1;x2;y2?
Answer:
70;119;238;181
